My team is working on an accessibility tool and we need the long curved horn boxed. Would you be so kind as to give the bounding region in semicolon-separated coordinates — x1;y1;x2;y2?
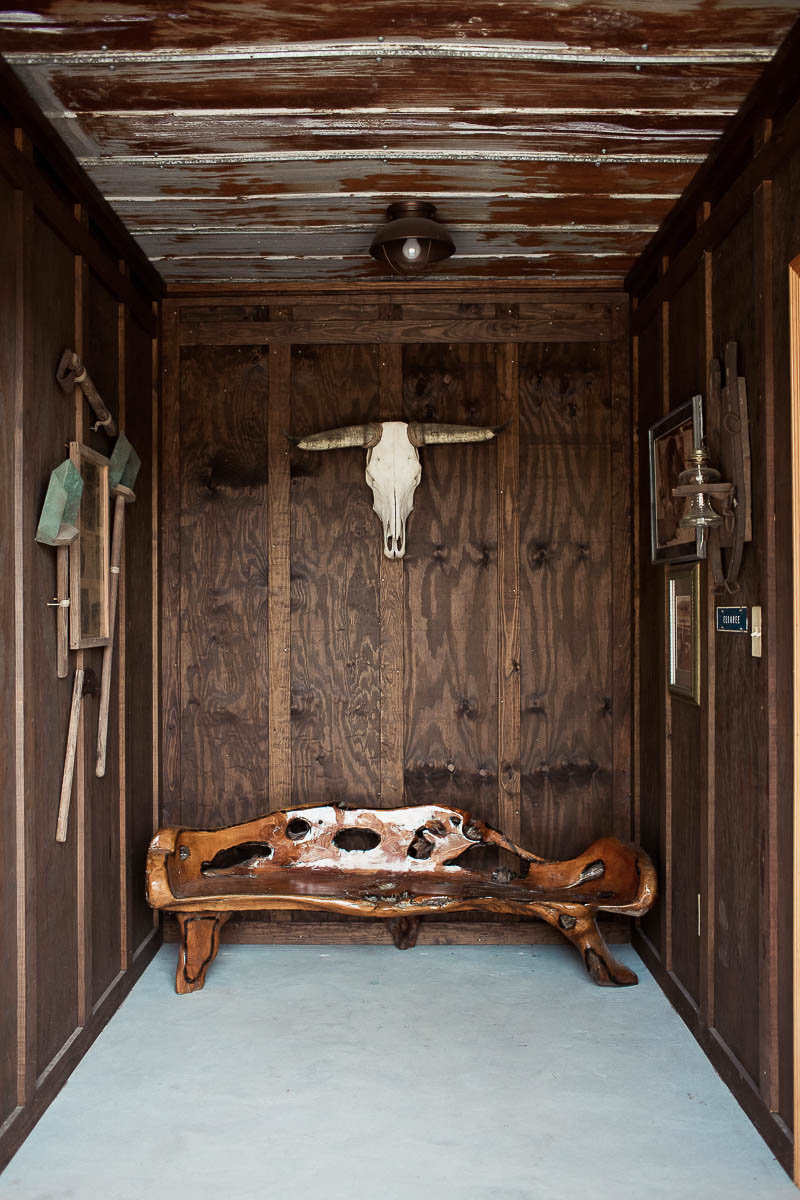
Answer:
291;423;383;451
407;421;508;447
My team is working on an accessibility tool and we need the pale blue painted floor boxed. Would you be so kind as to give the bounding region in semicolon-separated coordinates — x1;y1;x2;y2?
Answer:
0;944;795;1200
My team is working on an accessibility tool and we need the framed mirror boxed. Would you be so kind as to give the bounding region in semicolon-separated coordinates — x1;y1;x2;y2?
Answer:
668;563;700;705
68;442;110;649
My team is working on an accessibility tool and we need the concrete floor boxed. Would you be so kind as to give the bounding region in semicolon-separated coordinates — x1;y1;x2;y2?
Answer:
0;943;795;1200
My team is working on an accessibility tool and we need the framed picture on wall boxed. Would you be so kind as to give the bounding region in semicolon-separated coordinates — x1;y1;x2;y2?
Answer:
668;563;700;705
648;396;703;564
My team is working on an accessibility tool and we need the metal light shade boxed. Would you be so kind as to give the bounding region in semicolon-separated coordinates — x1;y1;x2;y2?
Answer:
370;200;455;275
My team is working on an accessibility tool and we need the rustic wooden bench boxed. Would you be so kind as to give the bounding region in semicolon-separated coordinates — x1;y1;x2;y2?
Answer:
146;803;656;994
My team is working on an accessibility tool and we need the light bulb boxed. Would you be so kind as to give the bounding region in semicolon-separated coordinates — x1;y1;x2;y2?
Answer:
401;237;422;262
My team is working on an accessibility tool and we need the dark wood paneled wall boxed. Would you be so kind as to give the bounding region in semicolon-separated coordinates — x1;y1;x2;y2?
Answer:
629;52;800;1174
161;290;631;944
0;86;161;1172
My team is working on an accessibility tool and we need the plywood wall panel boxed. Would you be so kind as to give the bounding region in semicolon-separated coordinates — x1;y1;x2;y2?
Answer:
165;296;630;939
666;268;706;1007
84;271;122;1006
289;343;382;807
124;314;156;952
178;344;270;828
28;215;79;1074
710;206;763;1087
0;171;19;1127
635;314;666;957
0;90;161;1175
629;52;800;1174
669;699;702;1004
401;343;499;821
518;341;613;858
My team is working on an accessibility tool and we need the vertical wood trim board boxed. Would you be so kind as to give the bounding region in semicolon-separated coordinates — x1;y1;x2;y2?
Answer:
754;179;779;1112
789;256;800;1187
160;305;181;824
701;247;716;1027
497;343;521;848
378;341;405;807
151;304;161;896
660;293;674;974
73;205;89;1030
611;301;633;842
117;276;128;972
13;160;32;1108
631;329;641;850
267;341;292;808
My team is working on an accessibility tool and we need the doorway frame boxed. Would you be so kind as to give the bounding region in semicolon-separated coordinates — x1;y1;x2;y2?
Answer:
790;253;800;1187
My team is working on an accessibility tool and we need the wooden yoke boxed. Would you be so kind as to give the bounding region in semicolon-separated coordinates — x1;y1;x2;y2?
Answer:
146;804;656;994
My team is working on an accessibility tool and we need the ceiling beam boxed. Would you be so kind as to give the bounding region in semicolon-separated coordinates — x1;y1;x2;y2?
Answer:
2;0;797;56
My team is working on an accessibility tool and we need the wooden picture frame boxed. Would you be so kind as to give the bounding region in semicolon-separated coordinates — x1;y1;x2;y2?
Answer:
668;563;700;705
68;441;110;649
648;396;703;564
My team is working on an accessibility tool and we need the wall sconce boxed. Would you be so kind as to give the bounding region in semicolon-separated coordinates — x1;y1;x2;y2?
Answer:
671;342;752;594
369;201;455;275
673;445;732;561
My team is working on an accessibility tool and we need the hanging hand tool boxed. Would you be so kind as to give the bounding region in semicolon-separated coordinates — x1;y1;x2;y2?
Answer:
56;348;118;437
96;433;141;777
56;667;98;843
35;459;84;678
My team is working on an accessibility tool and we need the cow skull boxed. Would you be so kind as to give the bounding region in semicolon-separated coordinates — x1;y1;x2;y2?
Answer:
293;420;503;558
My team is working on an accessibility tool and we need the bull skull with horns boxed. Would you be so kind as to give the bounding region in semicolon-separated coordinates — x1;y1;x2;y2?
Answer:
293;420;504;558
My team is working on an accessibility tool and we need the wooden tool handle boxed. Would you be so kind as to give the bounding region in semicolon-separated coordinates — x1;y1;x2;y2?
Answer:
56;349;117;437
57;669;84;843
96;493;126;777
56;546;69;679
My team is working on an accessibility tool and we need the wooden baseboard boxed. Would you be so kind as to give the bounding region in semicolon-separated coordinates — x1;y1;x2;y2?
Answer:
0;930;161;1175
633;929;793;1176
162;915;631;946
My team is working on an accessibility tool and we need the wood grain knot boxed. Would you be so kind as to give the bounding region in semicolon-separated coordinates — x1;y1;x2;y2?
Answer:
204;451;267;493
528;543;553;568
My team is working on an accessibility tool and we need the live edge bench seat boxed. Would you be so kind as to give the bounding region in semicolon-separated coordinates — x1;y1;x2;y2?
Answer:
145;803;657;994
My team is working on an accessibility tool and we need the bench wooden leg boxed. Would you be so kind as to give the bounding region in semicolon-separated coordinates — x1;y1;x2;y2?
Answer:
386;916;421;949
175;911;231;994
539;907;639;987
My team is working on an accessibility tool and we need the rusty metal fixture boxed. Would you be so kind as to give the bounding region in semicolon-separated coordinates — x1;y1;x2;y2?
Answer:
369;200;455;275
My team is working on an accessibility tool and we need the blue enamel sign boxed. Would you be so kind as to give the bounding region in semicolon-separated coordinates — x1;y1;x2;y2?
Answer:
716;606;748;633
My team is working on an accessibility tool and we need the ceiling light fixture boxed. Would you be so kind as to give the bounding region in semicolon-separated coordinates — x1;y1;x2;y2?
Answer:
369;200;455;275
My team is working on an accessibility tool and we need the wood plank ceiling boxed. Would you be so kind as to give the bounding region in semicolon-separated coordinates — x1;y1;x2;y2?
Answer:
2;2;798;288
